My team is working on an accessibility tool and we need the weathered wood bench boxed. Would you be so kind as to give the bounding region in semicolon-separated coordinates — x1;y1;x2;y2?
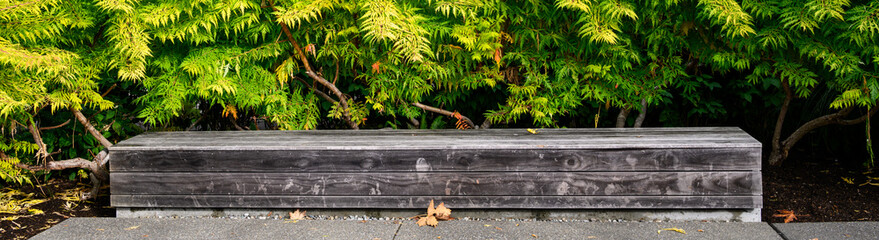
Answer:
109;127;762;220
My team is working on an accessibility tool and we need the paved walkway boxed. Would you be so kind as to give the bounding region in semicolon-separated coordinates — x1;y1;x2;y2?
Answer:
31;218;878;240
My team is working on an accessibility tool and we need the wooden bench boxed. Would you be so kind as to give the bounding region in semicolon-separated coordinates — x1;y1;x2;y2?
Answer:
109;127;762;219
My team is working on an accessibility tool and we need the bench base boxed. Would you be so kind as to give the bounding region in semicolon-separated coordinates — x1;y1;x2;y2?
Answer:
116;208;760;222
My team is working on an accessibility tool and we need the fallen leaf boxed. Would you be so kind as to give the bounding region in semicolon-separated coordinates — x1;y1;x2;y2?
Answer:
427;200;436;217
658;228;687;234
426;216;438;227
143;235;148;237
773;210;798;223
495;227;503;230
289;209;306;220
96;229;104;231
527;128;539;134
532;234;538;238
842;177;855;184
125;226;140;230
435;203;452;220
587;236;596;239
697;229;704;232
484;224;492;227
415;200;453;227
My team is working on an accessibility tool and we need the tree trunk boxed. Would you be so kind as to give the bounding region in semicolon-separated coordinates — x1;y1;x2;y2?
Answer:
634;98;648;128
768;80;793;166
768;104;878;166
615;107;630;128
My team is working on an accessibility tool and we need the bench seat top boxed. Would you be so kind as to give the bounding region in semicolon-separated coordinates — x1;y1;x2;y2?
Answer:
110;127;761;151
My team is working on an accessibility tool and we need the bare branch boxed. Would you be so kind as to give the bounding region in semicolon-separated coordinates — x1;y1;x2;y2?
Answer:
16;153;108;183
15;151;110;200
39;119;70;131
231;118;248;131
100;83;117;97
26;119;49;166
186;114;204;131
291;41;359;130
412;102;477;129
294;75;337;103
408;117;420;129
266;0;357;130
770;105;878;166
333;59;339;86
72;108;113;149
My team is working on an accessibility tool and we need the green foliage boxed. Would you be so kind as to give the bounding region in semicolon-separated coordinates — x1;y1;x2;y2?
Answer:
4;0;879;181
0;139;36;185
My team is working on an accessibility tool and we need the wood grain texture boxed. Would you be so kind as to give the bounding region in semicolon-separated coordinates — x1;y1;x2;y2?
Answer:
110;195;762;209
108;128;763;210
109;148;761;172
111;172;760;196
110;128;762;151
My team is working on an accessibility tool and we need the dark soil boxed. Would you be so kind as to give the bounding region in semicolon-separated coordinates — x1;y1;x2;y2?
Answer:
2;152;878;239
0;180;112;240
762;153;879;223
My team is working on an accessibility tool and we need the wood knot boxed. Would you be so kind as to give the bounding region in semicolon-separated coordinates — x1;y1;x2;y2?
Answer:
360;158;375;169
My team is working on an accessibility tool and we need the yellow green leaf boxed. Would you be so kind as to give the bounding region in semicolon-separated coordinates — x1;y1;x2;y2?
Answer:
658;228;687;234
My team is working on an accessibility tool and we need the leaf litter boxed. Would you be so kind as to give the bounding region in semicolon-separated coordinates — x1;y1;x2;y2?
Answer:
414;200;453;227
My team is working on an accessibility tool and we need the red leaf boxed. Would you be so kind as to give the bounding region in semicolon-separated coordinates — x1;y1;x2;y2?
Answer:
372;61;381;74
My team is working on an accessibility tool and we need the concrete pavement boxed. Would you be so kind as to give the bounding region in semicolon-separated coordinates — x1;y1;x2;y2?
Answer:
31;218;879;240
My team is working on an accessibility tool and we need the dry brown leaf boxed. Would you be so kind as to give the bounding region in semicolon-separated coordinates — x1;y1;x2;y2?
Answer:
427;200;436;217
435;202;452;220
426;216;438;227
415;200;453;227
289;209;306;220
773;210;798;223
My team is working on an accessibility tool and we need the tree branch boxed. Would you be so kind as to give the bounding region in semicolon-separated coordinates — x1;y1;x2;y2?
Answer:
616;107;631;128
71;108;113;149
26;119;49;166
267;0;357;129
39;119;70;131
294;75;337;103
100;83;117;97
186;114;204;131
634;98;648;128
291;41;358;130
768;80;794;165
16;151;110;200
412;102;476;129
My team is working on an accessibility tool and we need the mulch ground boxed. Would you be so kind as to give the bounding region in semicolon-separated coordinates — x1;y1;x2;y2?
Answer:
1;180;112;240
762;154;879;223
2;153;878;239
